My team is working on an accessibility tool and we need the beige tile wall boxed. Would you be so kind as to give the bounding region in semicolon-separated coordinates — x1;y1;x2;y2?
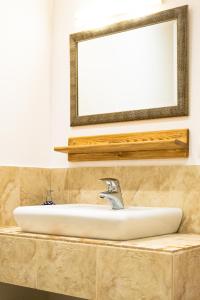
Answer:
0;234;96;299
37;240;96;299
0;167;50;226
1;165;200;234
0;167;20;226
0;235;37;288
96;246;173;300
20;167;51;206
51;166;200;234
1;231;200;300
173;247;200;300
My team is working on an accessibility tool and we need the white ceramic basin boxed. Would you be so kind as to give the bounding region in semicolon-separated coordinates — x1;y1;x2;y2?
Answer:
13;204;182;241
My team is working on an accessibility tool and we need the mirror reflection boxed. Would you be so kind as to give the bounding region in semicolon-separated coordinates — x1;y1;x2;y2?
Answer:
78;20;177;116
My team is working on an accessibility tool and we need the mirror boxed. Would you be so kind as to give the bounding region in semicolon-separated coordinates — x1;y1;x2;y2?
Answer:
70;6;188;126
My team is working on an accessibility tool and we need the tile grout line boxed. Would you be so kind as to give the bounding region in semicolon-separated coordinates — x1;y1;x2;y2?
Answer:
35;239;39;291
95;247;99;300
172;253;174;300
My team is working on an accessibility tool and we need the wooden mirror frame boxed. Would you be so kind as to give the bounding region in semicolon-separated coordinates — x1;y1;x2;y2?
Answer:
70;5;188;126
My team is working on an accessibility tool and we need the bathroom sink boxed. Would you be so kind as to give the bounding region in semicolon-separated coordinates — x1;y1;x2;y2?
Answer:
13;204;182;241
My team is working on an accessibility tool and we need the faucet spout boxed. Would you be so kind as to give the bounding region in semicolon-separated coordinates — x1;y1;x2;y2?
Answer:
99;178;124;210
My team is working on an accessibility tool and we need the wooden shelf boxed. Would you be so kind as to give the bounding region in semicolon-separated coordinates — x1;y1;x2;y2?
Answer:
54;129;189;162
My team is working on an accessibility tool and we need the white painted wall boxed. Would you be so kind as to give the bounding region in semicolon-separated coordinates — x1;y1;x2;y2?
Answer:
1;0;199;167
0;0;53;167
51;0;200;167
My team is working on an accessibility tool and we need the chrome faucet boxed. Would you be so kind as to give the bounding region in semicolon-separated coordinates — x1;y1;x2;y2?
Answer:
99;178;124;210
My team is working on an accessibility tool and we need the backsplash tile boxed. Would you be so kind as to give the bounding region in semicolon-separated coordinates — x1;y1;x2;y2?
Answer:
51;166;200;234
1;165;200;234
20;167;51;206
0;167;20;226
50;168;68;204
0;167;50;226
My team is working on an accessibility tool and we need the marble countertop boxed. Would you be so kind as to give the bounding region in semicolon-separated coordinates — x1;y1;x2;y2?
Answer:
0;227;200;253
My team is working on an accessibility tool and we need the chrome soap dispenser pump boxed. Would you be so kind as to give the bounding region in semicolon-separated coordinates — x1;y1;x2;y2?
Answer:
42;190;56;205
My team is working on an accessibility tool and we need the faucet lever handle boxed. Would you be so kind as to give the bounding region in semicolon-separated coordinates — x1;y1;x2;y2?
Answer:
99;178;120;193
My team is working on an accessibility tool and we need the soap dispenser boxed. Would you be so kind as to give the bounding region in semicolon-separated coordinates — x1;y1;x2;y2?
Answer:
42;190;56;205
